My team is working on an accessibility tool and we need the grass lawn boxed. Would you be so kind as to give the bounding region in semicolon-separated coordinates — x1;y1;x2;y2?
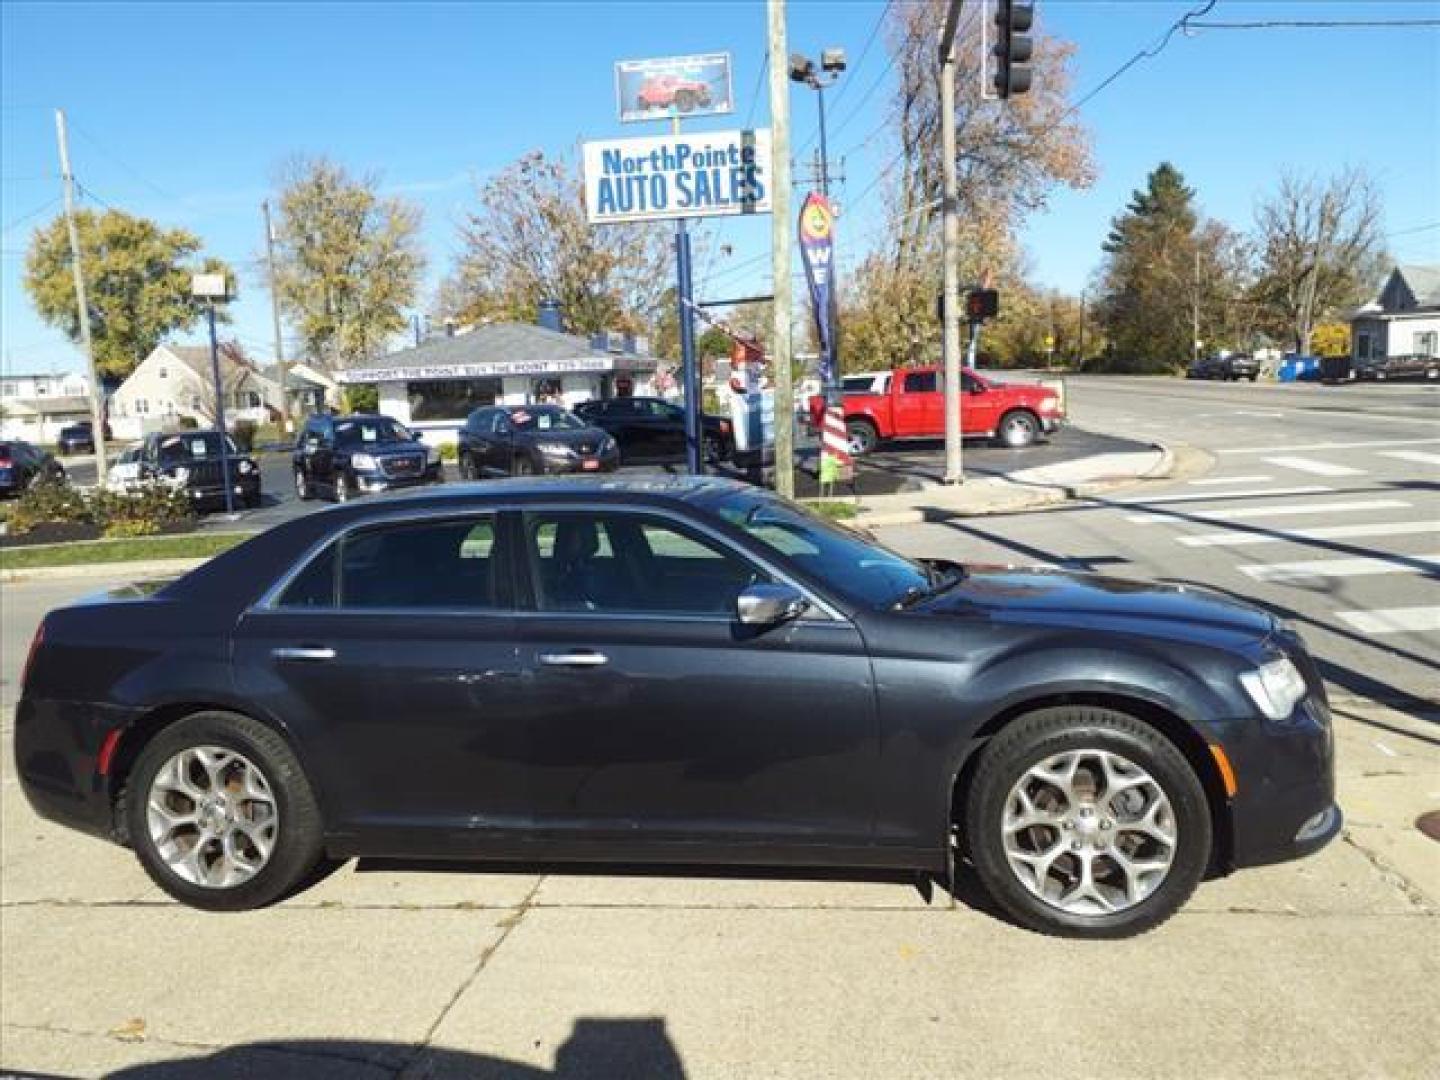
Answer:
0;531;252;570
803;499;860;521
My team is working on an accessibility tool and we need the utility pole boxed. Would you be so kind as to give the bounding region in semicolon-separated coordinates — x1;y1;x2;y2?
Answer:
768;0;795;498
939;2;965;484
54;109;108;481
1078;288;1087;366
1192;245;1201;366
262;200;290;431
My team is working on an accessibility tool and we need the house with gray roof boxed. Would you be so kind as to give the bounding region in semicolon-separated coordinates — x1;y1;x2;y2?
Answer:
1350;264;1440;373
109;343;280;438
337;311;658;440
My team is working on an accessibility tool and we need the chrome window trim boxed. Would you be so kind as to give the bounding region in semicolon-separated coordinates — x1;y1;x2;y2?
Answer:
252;499;847;622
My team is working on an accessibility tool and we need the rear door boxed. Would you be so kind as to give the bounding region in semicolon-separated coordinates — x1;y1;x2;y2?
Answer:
233;512;530;840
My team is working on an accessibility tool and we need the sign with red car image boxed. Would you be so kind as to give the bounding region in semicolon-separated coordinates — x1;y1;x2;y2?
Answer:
615;53;733;123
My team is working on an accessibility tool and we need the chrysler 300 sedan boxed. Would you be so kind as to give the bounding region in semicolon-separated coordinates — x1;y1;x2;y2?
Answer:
15;478;1339;937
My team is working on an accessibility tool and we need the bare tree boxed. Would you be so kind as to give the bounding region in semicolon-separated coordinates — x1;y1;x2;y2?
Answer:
1252;167;1386;355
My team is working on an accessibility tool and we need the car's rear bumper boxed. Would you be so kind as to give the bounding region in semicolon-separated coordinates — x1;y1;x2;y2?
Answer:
13;696;133;843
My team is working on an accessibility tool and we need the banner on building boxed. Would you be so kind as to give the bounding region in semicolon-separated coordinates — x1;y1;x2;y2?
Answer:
615;53;734;124
582;129;772;225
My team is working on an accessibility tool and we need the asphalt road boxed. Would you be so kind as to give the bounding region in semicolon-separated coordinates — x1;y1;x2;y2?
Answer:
878;375;1440;706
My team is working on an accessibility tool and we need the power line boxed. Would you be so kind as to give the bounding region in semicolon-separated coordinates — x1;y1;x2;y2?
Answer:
1;195;61;235
1188;18;1440;30
698;53;771;294
1386;221;1440;238
1064;0;1218;119
797;0;895;154
68;120;180;201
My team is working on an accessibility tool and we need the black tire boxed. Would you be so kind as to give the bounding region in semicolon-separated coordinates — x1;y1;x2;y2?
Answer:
845;419;879;457
332;471;351;503
675;89;695;113
963;706;1211;939
123;711;324;912
294;469;312;502
512;455;534;477
702;434;725;465
1247;374;1258;382
995;409;1040;448
457;452;474;481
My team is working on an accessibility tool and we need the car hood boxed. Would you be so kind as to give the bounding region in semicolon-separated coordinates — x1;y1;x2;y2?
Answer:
341;440;424;455
918;566;1275;638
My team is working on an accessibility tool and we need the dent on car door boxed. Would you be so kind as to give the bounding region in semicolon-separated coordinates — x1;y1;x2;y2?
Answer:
232;513;529;842
512;508;878;849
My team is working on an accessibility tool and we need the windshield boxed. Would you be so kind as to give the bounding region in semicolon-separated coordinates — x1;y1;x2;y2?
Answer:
706;489;931;608
156;433;238;464
333;417;412;447
510;407;586;432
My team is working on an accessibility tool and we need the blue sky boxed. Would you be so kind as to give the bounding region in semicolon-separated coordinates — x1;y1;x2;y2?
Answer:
3;0;1437;377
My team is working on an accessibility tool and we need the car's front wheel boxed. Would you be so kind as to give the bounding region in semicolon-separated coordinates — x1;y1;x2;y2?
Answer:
294;469;312;501
996;409;1041;448
332;472;351;503
963;706;1211;938
124;711;324;911
845;419;879;457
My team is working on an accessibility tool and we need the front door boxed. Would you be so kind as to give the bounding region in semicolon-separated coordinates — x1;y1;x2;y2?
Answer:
511;508;877;848
961;372;1001;435
897;370;943;436
232;513;530;841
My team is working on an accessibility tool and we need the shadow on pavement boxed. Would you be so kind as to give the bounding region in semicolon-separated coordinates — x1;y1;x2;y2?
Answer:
83;1019;686;1078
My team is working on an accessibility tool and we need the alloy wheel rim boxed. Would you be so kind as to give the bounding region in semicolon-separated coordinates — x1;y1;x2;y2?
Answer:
1004;417;1034;446
146;746;279;889
1001;749;1176;916
294;471;306;497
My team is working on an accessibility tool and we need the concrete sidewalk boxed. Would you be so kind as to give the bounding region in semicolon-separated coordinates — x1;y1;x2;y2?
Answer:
2;698;1436;1079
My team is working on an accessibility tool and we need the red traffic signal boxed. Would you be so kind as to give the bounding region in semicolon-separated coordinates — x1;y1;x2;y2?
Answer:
993;0;1034;99
966;288;999;322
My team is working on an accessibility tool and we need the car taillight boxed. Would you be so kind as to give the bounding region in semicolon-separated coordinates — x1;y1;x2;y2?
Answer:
719;420;731;434
21;620;44;692
0;457;11;468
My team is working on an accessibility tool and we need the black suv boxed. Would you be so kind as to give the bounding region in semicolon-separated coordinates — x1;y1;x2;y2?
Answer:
456;405;619;478
573;396;733;464
133;431;260;510
1187;354;1259;382
0;440;64;497
293;413;441;503
57;421;111;455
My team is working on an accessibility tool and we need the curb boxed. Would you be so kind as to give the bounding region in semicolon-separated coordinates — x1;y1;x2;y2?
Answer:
0;557;207;584
855;440;1180;529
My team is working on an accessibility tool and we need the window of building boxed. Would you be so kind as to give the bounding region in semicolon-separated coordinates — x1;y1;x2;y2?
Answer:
408;378;502;421
158;367;168;378
1356;332;1372;360
1414;331;1438;358
135;399;150;415
1;383;16;397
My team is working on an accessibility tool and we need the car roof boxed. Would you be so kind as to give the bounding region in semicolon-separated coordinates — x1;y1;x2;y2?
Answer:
350;474;752;509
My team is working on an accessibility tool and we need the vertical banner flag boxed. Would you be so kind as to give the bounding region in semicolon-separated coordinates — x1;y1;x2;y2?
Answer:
798;192;851;483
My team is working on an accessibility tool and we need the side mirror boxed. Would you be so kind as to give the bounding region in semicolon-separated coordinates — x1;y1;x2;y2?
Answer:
736;582;809;626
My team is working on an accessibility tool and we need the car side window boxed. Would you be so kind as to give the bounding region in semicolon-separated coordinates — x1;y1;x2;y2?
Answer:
961;372;981;394
904;371;938;393
524;512;764;616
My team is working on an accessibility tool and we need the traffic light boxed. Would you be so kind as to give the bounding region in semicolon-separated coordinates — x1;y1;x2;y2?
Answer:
993;0;1034;99
966;288;999;322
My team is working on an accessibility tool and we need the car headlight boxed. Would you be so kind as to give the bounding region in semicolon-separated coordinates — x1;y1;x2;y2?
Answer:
1038;396;1060;414
237;459;255;475
535;442;572;456
350;452;377;470
1239;657;1307;720
172;467;190;482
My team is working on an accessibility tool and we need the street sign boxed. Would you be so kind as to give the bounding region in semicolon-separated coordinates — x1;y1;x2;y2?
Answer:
582;129;772;225
615;53;734;123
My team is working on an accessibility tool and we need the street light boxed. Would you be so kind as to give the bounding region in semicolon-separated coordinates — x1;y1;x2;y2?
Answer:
191;273;236;516
788;47;845;194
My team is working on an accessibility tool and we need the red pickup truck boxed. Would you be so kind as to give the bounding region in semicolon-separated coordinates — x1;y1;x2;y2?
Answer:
808;366;1064;455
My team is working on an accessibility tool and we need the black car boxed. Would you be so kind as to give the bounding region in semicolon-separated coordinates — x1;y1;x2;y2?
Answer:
456;405;619;478
56;420;111;455
572;396;733;465
1186;355;1259;382
15;478;1339;937
1356;353;1440;382
293;413;442;503
132;431;261;510
0;440;64;496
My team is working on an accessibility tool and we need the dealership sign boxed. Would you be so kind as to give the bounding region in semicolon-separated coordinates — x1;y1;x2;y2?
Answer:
339;356;650;384
615;53;733;123
582;129;772;225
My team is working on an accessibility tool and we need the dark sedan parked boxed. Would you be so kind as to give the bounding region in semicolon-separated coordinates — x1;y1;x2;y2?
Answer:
16;478;1339;937
0;440;64;496
456;405;619;478
573;396;733;465
293;413;442;503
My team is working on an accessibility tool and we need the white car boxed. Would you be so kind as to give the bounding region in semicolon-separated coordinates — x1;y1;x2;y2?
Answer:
105;444;146;491
841;371;892;395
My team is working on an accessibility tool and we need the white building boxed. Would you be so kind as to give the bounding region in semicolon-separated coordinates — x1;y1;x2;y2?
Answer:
1350;264;1440;364
0;371;94;443
338;320;658;445
109;343;281;439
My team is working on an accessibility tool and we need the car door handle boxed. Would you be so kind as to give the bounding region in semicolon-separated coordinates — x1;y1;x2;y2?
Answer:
538;651;609;668
272;646;337;662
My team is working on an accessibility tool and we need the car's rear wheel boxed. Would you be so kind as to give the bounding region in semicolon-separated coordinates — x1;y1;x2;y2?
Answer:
124;711;324;911
294;469;312;501
996;409;1040;448
963;706;1211;938
675;89;695;112
845;419;879;457
703;434;725;464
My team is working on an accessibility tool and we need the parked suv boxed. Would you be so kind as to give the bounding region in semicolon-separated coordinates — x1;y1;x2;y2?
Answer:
1187;354;1259;381
293;414;441;503
573;397;733;465
0;440;64;497
456;405;619;478
56;420;111;455
133;431;260;510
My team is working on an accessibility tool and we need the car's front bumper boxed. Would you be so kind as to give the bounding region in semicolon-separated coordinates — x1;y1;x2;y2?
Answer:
355;463;443;493
535;450;621;475
187;475;262;510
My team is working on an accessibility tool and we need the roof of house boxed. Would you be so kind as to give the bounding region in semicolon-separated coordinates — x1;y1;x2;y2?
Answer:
154;344;277;391
340;321;656;382
0;395;93;417
1397;264;1440;309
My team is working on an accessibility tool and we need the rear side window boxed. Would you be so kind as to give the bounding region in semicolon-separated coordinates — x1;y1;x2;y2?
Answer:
903;372;938;393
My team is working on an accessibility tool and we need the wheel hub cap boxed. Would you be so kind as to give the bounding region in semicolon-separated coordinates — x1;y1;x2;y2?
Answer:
146;746;279;889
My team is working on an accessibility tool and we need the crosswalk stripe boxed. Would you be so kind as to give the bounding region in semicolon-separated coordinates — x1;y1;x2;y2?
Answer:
1114;485;1330;506
1125;499;1408;525
1218;437;1440;455
1238;554;1440;581
1261;455;1366;477
1187;475;1273;486
1380;450;1440;467
1335;607;1440;635
1177;520;1440;547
